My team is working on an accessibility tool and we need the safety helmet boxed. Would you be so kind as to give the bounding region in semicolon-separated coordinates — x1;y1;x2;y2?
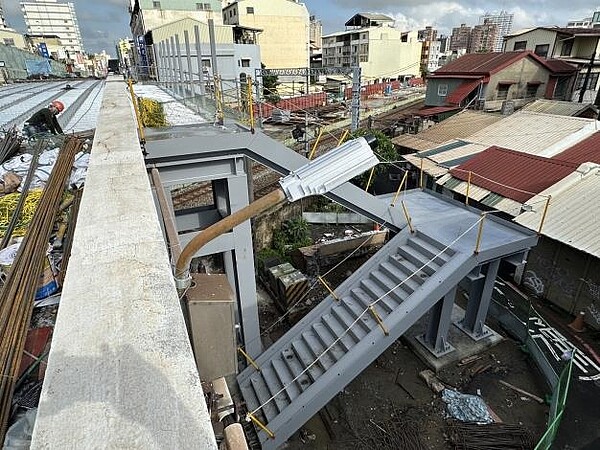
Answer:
50;100;64;113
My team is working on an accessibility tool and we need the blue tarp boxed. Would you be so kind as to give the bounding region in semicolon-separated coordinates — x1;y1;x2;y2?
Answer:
25;59;52;76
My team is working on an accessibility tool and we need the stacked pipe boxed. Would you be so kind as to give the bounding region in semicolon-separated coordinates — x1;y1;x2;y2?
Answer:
0;136;82;441
0;127;23;163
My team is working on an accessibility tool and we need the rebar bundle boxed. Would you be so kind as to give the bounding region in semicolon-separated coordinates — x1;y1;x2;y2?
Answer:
0;127;24;164
448;421;535;450
0;136;82;441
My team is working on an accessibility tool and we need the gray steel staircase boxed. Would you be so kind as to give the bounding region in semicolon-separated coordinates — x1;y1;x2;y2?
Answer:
237;229;478;449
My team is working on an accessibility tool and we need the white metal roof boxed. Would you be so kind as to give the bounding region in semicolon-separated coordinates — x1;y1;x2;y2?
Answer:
465;111;599;157
403;141;489;177
515;163;600;257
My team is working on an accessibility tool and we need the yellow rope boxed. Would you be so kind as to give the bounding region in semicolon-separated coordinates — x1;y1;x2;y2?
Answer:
0;189;43;238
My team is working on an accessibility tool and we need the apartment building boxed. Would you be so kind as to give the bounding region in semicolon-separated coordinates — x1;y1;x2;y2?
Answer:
567;10;600;28
479;10;513;52
222;0;309;69
20;0;84;53
450;24;471;52
321;13;422;82
469;20;498;53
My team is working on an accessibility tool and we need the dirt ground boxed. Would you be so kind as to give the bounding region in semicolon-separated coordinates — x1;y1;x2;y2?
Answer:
255;231;550;450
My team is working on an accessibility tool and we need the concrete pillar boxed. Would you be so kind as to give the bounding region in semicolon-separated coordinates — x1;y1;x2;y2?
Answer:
418;287;456;356
458;259;500;340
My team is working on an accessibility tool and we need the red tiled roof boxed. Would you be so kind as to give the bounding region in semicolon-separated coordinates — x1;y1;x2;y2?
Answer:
446;79;481;105
553;131;600;164
450;146;578;203
433;51;577;76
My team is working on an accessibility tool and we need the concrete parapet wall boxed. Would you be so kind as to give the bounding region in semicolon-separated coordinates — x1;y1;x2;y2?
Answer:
31;79;218;449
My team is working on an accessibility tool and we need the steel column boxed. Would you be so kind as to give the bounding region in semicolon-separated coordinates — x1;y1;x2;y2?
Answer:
458;259;501;339
184;30;194;98
175;34;184;97
418;287;456;356
166;38;174;89
351;66;361;131
194;25;206;98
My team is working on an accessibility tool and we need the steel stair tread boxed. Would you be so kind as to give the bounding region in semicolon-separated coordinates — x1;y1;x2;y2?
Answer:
322;314;356;351
331;304;368;341
341;297;375;332
391;246;440;276
249;374;279;423
259;364;291;414
311;323;347;361
291;339;325;379
416;232;456;256
282;346;320;384
408;236;452;265
361;277;407;304
379;261;424;291
371;269;415;296
302;330;338;371
271;358;302;402
350;287;396;315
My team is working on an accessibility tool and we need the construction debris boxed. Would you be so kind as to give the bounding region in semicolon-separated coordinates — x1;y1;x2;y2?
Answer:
447;421;535;449
419;369;446;393
441;389;493;424
498;380;545;404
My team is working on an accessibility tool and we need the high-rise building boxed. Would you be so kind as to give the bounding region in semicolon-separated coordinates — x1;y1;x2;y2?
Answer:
438;35;449;53
418;26;437;42
0;1;8;29
450;24;471;52
21;0;84;53
310;15;322;50
469;20;498;53
479;10;513;52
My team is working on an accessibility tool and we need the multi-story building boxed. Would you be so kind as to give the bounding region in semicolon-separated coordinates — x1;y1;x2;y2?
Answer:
321;13;422;82
0;2;8;28
427;40;441;72
20;0;84;53
567;11;600;28
418;26;437;42
450;24;471;52
504;27;600;102
418;26;437;75
222;0;309;69
438;34;449;53
310;15;322;50
479;10;513;52
469;20;498;53
129;0;222;39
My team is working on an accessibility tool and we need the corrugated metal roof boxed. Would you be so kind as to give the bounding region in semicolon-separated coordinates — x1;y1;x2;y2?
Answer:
392;110;503;151
403;141;489;176
449;146;578;203
432;50;577;76
452;181;491;201
465;110;597;156
494;197;524;216
522;99;597;117
515;164;600;257
553;131;600;165
446;80;482;105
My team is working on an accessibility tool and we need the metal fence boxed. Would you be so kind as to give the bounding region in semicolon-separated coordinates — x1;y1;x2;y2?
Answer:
489;284;575;449
0;45;68;81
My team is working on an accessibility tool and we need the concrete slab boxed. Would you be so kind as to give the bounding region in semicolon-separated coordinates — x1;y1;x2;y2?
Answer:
404;304;503;372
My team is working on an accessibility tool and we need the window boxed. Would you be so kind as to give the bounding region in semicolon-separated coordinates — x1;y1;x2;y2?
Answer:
246;7;254;14
241;58;250;67
575;72;600;90
202;59;211;68
560;40;573;57
497;83;510;100
3;38;14;46
229;10;233;17
513;40;527;51
437;84;448;96
526;83;539;98
534;44;549;57
152;1;161;9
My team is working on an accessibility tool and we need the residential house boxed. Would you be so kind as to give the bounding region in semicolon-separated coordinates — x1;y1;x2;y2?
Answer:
503;27;600;103
0;28;27;50
222;0;309;70
321;13;422;82
424;51;577;115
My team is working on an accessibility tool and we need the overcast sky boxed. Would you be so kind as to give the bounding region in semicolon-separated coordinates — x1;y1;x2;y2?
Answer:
1;0;598;55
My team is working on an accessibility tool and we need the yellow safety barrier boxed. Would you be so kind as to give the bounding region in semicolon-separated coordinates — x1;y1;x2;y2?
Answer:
369;305;389;335
247;412;275;439
390;171;408;207
318;276;340;301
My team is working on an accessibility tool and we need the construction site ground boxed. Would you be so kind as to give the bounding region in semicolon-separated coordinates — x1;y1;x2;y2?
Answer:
255;244;550;450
